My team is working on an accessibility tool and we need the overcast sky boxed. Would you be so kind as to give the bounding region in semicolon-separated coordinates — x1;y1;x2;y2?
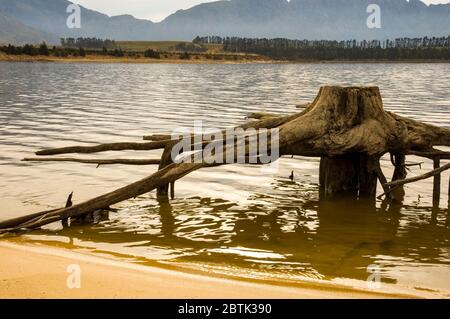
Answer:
74;0;450;22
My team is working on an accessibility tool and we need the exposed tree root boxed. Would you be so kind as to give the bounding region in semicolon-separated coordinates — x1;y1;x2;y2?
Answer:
3;86;450;234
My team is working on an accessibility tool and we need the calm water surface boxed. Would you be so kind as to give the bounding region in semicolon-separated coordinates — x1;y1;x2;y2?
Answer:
0;62;450;296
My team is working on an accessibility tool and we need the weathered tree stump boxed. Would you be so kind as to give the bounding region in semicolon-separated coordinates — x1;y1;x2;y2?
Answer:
3;86;450;233
319;154;377;200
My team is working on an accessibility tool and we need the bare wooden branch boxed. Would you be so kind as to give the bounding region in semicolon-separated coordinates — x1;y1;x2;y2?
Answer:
143;112;299;142
143;134;172;141
0;162;205;233
23;157;160;166
35;140;169;156
296;103;310;109
247;112;278;120
407;149;450;160
385;162;450;189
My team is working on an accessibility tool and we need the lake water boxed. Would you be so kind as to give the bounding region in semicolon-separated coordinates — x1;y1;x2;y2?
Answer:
1;61;450;297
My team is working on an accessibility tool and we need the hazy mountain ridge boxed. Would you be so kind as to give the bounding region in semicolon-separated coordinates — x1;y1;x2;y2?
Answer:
0;0;156;43
0;10;57;45
162;0;450;40
0;0;449;44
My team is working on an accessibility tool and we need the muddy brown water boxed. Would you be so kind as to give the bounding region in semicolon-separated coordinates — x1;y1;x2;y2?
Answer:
0;62;449;296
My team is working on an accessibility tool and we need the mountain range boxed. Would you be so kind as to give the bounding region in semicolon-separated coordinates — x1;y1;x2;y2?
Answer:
0;0;449;45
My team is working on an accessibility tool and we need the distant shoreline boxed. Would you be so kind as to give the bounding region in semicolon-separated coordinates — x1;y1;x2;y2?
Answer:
1;53;449;64
0;52;274;64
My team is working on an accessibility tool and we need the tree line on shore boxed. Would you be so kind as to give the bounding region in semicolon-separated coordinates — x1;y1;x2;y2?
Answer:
0;43;126;57
60;37;118;50
194;36;450;60
5;35;449;61
0;43;202;60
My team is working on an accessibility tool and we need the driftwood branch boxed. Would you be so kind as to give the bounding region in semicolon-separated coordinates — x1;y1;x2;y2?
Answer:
143;134;172;141
23;157;160;166
35;140;168;156
407;149;450;160
247;112;279;120
143;112;299;142
384;163;450;189
0;162;204;233
296;103;311;109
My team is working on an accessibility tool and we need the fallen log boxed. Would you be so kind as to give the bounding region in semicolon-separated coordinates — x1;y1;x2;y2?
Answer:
0;162;204;233
0;207;60;230
23;157;161;166
0;193;73;231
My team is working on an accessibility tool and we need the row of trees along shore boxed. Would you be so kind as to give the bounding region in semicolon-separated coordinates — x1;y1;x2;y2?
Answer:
60;37;118;49
0;37;211;59
194;36;450;60
0;42;205;60
0;43;126;57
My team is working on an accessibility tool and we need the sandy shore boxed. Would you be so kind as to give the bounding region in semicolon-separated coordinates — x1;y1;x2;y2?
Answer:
0;52;273;64
0;242;412;299
1;52;448;64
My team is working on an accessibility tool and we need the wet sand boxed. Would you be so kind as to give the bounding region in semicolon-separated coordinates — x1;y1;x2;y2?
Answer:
0;242;409;299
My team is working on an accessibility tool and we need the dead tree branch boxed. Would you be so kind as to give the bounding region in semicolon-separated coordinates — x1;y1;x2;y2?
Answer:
23;157;160;166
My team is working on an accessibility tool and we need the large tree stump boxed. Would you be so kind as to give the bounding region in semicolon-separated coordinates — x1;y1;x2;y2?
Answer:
4;86;450;233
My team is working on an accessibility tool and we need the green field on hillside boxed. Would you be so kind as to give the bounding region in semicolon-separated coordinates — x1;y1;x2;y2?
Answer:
117;41;223;53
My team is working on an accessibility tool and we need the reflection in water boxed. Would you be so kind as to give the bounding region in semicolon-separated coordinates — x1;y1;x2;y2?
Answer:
1;62;450;295
25;179;450;296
